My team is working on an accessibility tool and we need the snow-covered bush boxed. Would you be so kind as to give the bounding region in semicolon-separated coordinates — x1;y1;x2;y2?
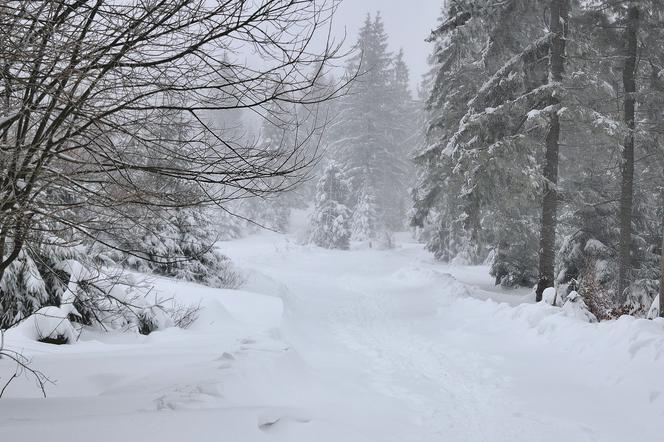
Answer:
99;206;241;289
1;241;78;329
556;196;662;317
626;278;660;318
556;226;617;301
309;163;352;249
62;265;183;334
577;259;614;321
0;251;48;329
542;287;558;306
1;206;233;336
562;291;598;323
646;295;660;320
32;306;79;345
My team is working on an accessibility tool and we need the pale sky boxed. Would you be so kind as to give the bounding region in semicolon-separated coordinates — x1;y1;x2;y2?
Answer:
332;0;443;91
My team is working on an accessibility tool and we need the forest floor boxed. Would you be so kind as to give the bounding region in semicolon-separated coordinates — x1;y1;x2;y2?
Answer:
2;224;664;441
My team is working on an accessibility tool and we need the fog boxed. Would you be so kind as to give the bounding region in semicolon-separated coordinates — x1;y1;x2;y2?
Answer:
3;2;664;442
333;0;442;90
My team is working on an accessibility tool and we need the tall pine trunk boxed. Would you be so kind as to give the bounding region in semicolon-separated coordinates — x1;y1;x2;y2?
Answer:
617;4;640;304
660;216;664;318
536;0;569;302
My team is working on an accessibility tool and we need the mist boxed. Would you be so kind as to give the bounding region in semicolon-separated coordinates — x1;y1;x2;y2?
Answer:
1;2;663;441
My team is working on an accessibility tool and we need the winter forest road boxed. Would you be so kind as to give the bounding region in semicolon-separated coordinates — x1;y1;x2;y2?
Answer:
2;231;663;442
222;232;664;442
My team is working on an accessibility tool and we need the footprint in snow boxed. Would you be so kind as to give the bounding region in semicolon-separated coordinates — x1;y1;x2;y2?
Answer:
650;390;661;403
257;408;312;432
215;352;236;361
154;383;223;411
214;352;236;369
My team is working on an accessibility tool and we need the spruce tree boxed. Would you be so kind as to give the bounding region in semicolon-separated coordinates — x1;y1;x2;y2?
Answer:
411;2;488;264
351;189;379;242
414;1;551;287
331;13;414;235
309;163;352;249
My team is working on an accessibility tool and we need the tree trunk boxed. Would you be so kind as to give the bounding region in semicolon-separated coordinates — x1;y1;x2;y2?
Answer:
536;0;569;302
617;4;640;304
660;217;664;318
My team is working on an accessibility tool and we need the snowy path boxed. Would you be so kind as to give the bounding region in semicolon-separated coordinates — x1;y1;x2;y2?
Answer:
2;232;664;441
224;234;664;442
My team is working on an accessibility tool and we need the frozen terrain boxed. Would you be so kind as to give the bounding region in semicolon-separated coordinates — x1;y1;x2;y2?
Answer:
1;228;664;442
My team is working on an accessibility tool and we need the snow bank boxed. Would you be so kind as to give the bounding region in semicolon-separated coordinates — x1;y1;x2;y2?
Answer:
17;306;80;344
2;232;663;442
147;276;284;332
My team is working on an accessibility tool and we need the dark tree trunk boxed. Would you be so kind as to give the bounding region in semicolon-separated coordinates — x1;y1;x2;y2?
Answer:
660;217;664;318
536;0;569;302
617;4;640;304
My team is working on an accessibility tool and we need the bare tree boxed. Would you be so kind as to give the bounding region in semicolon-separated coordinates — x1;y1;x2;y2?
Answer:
0;0;346;289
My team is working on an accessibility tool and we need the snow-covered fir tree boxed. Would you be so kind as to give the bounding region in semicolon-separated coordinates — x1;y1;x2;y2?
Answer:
351;188;379;242
330;13;416;236
411;1;490;264
309;163;352;249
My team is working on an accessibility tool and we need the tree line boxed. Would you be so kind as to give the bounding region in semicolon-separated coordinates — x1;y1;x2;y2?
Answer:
412;0;664;318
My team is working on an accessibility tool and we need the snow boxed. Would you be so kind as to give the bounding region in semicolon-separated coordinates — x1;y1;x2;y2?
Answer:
562;291;598;323
542;286;558;306
647;295;660;320
2;232;664;441
25;306;79;343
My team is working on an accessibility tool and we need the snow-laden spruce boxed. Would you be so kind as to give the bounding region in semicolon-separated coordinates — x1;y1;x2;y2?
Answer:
329;13;417;237
309;163;352;250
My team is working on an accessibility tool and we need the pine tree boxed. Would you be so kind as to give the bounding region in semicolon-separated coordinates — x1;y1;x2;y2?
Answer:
389;49;420;229
414;1;549;286
309;163;352;249
411;2;488;264
330;13;414;235
351;189;379;242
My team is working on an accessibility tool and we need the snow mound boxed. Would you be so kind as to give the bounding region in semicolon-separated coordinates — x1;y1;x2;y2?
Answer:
217;290;283;330
31;306;79;344
542;287;558;306
501;301;664;362
647;295;660;320
389;266;471;295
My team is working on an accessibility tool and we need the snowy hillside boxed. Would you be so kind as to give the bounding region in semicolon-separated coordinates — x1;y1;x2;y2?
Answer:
2;231;663;442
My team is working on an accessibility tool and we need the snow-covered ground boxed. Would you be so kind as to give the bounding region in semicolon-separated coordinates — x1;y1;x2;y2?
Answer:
2;229;664;441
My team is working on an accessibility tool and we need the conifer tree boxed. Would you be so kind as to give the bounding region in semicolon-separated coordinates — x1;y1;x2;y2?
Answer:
414;1;550;286
415;0;664;313
309;163;352;249
351;189;379;242
412;1;497;265
331;13;414;235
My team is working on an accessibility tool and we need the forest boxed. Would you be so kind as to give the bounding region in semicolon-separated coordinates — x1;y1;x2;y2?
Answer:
1;1;664;441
